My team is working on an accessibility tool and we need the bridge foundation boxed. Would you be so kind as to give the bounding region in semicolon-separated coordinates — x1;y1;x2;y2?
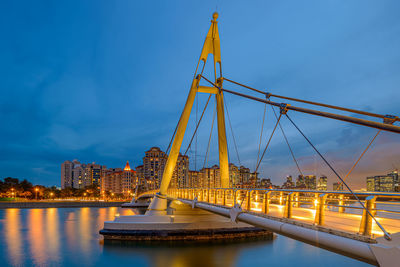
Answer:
100;199;273;241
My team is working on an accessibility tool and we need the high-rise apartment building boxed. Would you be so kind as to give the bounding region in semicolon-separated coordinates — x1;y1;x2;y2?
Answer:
61;160;74;189
239;166;251;184
199;165;220;188
333;182;343;191
296;175;306;188
366;171;399;192
101;162;137;194
282;176;295;189
61;159;106;189
170;154;189;188
317;175;327;191
229;163;240;187
188;170;202;188
143;147;167;188
304;175;317;190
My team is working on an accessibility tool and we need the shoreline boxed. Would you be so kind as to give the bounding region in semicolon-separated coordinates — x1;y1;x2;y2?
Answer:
0;201;127;209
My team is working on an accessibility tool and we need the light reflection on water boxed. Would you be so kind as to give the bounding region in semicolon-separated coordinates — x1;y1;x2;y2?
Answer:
0;207;369;267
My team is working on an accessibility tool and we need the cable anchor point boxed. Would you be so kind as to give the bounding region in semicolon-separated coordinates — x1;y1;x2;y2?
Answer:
384;115;397;125
280;103;290;115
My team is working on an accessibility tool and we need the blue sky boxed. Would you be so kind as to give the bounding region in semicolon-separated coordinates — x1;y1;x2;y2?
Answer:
0;1;399;189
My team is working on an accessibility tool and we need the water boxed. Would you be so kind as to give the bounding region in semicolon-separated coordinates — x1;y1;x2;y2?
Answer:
0;207;370;267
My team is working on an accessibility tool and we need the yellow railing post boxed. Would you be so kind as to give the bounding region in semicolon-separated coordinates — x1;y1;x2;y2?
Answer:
338;194;345;213
214;189;217;204
284;192;294;218
279;191;284;205
314;193;327;225
313;193;319;208
247;190;252;211
359;196;377;236
294;192;299;208
223;189;226;206
207;189;210;202
263;191;271;214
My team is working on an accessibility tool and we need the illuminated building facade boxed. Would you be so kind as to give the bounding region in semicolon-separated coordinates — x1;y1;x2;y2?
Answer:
101;161;137;194
239;166;251;184
282;176;295;189
170;154;189;188
61;159;106;189
143;147;167;188
366;171;399;192
333;182;344;191
229;163;240;187
296;175;306;188
61;160;74;189
317;175;327;191
304;175;317;190
200;165;220;188
188;170;201;188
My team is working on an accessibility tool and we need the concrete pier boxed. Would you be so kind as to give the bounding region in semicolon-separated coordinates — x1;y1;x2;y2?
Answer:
100;200;273;241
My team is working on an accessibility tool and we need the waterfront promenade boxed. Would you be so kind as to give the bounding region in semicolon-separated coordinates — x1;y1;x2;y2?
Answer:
0;200;126;209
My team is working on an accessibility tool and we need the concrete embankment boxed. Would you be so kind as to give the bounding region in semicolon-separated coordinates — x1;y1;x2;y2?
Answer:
0;201;127;209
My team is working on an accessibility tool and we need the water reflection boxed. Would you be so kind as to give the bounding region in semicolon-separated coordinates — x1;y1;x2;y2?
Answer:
102;239;269;267
0;207;370;267
46;208;60;262
80;208;91;255
4;209;22;266
28;209;46;265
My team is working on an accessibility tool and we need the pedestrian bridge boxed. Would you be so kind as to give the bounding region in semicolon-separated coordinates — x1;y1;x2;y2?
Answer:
135;188;400;266
126;12;400;266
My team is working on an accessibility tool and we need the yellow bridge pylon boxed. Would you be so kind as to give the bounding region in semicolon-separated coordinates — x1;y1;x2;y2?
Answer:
147;12;229;214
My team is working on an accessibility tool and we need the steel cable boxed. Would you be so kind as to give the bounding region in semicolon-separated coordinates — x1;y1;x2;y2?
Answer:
285;113;391;240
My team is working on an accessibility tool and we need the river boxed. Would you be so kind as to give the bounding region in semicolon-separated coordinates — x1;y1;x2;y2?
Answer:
0;207;369;266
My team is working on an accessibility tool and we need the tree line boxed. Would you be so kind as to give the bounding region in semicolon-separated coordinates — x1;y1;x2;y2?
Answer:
0;177;124;200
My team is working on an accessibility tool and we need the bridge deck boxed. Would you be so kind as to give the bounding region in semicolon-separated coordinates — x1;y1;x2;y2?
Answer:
163;188;400;241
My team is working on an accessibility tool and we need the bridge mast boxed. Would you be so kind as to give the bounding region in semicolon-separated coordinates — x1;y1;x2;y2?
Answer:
147;12;229;214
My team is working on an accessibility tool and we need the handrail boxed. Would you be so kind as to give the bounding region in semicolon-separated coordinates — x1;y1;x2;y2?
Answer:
175;187;400;198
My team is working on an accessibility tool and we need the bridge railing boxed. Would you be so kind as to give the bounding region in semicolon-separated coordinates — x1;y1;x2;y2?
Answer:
166;188;400;238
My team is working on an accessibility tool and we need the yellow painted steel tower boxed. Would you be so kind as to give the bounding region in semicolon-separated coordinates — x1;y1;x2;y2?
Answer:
146;12;229;214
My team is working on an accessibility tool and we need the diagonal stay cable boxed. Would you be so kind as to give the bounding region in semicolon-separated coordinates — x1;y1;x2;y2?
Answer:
223;77;396;122
256;103;267;170
270;104;303;176
339;130;381;186
285;113;391;241
224;98;241;166
184;94;212;155
166;117;180;155
238;112;282;208
255;113;283;173
203;102;217;169
167;62;207;155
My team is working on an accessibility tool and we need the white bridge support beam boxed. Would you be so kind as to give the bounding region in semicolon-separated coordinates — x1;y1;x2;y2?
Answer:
180;199;400;267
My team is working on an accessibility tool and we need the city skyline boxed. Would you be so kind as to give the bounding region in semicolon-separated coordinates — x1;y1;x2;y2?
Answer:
1;1;400;189
60;145;398;192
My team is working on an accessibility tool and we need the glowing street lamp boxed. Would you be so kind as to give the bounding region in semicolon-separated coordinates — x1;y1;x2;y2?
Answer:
50;192;54;200
35;187;39;200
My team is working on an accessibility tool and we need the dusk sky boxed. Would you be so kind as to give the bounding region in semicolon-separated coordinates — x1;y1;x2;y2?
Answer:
1;1;399;189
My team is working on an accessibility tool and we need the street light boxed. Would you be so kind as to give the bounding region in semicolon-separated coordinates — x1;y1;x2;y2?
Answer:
50;192;54;200
35;187;39;200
